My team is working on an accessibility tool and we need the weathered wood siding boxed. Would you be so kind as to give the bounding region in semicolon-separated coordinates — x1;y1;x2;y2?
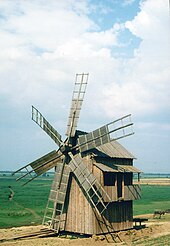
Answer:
93;158;140;202
64;173;94;234
64;156;94;234
97;201;133;233
64;155;134;235
94;156;133;166
65;177;133;235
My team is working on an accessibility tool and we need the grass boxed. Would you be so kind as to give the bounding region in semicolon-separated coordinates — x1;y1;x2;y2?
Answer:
133;234;170;245
0;176;52;228
133;185;170;215
0;176;170;228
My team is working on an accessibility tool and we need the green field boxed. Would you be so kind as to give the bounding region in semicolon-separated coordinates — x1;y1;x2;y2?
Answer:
134;185;170;216
0;176;170;229
0;176;52;228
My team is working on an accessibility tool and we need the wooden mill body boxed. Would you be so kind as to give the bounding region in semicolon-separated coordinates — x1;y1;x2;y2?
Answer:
53;140;141;235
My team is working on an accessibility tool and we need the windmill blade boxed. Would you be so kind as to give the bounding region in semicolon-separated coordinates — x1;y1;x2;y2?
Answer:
43;161;71;232
78;114;134;153
32;106;63;147
66;73;89;137
13;150;64;185
68;153;112;216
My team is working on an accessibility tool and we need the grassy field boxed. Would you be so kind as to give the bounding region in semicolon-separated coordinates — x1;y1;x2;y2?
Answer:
134;185;170;216
0;176;51;228
0;176;170;228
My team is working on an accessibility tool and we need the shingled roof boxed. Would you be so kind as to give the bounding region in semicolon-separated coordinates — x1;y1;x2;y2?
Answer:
96;141;135;159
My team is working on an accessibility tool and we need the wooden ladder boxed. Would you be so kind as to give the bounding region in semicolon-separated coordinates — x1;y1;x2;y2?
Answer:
94;212;122;243
69;154;112;215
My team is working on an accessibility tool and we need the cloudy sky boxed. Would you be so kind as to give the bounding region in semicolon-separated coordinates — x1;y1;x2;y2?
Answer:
0;0;169;173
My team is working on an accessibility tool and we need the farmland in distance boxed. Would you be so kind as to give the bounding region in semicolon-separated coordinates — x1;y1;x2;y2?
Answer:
0;172;170;228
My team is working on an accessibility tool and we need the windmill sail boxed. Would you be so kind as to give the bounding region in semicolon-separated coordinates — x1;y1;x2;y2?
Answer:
69;153;112;215
29;150;63;175
78;114;134;153
32;106;62;147
43;161;71;232
66;73;89;137
13;150;63;185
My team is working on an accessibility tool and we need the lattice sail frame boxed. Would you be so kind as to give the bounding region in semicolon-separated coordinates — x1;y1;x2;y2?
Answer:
12;150;64;186
66;73;89;137
32;106;62;146
78;114;134;153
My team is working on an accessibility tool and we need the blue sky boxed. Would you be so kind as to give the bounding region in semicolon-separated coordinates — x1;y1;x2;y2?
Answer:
0;0;169;173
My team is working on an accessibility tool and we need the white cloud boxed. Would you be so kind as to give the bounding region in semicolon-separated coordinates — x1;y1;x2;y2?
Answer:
0;0;119;116
126;0;169;39
0;2;95;51
136;122;170;132
0;0;169;122
83;29;118;48
100;0;170;118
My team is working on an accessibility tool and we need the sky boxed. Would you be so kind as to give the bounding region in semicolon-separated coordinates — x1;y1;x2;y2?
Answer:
0;0;169;173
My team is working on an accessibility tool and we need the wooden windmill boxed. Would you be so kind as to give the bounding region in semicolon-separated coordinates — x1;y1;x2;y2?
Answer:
14;73;141;236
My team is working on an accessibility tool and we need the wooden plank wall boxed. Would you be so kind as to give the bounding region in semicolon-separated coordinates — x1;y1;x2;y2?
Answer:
64;155;133;235
64;155;94;234
65;173;94;234
93;201;133;234
93;165;117;201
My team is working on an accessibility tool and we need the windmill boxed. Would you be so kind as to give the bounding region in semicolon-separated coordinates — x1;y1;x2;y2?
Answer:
13;73;138;236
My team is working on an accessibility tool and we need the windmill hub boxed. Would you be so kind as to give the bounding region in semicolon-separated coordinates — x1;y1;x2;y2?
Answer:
60;144;72;155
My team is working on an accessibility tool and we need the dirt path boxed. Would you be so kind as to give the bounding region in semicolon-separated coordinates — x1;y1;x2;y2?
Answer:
14;201;41;220
0;218;170;246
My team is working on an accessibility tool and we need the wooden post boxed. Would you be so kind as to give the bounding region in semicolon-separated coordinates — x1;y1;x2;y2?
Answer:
122;174;124;199
138;173;140;184
115;173;118;200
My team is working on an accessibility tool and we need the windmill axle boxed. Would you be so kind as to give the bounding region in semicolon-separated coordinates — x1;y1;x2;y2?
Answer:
60;144;72;155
